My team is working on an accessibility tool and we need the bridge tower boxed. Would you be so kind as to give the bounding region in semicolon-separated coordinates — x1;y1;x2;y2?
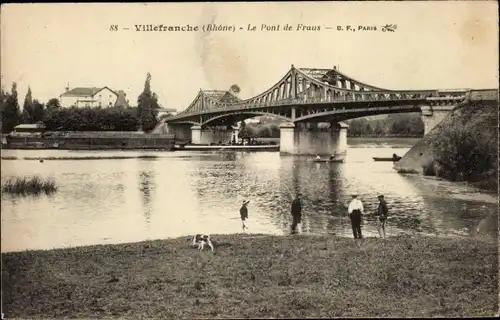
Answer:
190;125;234;145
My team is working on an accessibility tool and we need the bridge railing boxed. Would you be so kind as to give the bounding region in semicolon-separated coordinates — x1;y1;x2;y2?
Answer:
211;92;468;109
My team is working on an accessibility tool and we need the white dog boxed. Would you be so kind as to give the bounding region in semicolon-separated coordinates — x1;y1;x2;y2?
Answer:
190;234;214;252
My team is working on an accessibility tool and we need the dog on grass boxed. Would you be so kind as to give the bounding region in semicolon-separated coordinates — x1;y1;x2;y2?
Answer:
190;234;214;252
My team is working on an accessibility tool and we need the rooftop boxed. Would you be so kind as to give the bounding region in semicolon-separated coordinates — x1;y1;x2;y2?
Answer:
60;87;101;97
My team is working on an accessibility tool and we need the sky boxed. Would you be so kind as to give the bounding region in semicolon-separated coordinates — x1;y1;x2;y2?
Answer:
1;2;498;112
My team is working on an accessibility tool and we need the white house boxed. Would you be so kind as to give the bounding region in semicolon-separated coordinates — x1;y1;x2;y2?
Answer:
59;86;129;108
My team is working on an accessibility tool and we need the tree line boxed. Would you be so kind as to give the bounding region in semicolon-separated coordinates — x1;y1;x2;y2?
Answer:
347;113;424;137
1;73;161;133
239;122;280;139
237;113;424;139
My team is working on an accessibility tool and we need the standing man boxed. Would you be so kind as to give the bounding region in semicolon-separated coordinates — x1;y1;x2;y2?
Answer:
291;193;302;234
240;200;250;231
375;195;389;239
347;194;364;239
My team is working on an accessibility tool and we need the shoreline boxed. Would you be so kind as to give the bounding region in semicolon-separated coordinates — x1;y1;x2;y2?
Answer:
400;174;499;204
174;144;280;151
2;234;498;318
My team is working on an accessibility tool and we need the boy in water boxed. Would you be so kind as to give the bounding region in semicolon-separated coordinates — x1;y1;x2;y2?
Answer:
375;195;389;238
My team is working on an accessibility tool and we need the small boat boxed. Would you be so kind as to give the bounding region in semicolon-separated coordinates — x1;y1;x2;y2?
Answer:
310;158;344;163
373;156;402;162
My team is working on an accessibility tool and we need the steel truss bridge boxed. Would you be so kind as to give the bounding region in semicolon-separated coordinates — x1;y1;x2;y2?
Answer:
162;65;496;127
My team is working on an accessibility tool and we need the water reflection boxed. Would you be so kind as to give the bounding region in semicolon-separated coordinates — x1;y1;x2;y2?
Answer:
139;169;155;227
1;145;497;252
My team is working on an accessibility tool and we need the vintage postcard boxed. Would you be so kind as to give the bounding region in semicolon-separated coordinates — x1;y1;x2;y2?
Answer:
1;1;498;318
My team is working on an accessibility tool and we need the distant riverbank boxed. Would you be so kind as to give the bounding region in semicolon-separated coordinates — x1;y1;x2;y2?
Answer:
2;131;175;151
2;234;497;318
348;136;420;146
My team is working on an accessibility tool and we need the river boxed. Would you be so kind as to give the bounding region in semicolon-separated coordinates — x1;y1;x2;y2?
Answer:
1;138;497;252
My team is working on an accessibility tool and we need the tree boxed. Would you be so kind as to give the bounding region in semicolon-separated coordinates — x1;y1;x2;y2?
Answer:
230;84;241;94
239;124;257;138
0;87;7;132
373;121;385;137
1;83;21;133
21;87;34;123
364;123;373;135
46;98;61;110
32;100;45;123
408;115;424;136
137;72;160;132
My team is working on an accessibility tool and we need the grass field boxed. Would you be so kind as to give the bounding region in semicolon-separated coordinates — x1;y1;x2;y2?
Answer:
2;234;498;318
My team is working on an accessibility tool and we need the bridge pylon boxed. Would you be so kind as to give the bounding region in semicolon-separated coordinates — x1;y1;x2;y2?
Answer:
279;121;349;156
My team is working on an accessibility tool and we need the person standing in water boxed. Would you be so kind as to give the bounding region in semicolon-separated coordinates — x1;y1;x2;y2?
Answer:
375;195;389;239
291;193;302;233
347;194;364;239
240;200;250;231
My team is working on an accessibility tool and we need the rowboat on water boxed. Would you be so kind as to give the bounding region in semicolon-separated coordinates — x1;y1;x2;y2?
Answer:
372;156;402;162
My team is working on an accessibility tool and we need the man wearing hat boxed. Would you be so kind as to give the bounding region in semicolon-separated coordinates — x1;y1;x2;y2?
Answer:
347;194;365;239
375;195;389;238
240;200;250;231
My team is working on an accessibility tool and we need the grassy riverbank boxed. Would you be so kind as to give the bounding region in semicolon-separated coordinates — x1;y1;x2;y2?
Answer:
2;234;498;318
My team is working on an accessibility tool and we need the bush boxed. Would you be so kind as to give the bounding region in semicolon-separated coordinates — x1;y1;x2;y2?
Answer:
431;123;496;182
2;176;57;196
429;102;497;190
422;161;436;176
43;107;139;131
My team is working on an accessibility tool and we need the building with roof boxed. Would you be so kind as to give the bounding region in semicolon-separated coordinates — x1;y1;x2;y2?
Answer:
10;123;46;136
59;86;129;108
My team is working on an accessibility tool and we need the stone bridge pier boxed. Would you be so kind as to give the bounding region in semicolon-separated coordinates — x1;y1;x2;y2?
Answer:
420;104;455;134
191;125;236;145
279;122;348;156
154;122;192;140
